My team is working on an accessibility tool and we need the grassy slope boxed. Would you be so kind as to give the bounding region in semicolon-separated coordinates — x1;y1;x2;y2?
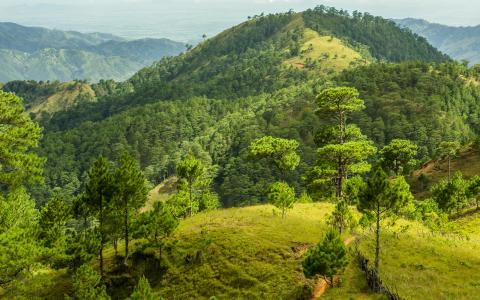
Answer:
4;200;480;299
284;28;367;73
156;203;333;299
357;218;480;300
411;145;480;198
28;81;96;115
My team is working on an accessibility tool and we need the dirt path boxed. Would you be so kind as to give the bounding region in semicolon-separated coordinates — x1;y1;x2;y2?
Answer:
310;235;356;300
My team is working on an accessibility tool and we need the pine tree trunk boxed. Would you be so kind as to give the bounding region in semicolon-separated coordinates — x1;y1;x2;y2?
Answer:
448;156;451;182
189;180;193;217
114;239;118;257
374;203;380;273
100;197;104;277
124;205;129;266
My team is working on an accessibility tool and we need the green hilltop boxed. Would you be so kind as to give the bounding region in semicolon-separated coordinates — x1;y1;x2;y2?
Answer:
3;5;480;300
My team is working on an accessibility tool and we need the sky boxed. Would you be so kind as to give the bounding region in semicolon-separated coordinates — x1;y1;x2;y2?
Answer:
0;0;478;42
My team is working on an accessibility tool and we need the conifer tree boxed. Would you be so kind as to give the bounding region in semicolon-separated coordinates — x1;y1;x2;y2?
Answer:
83;157;114;277
0;91;44;286
302;229;348;286
358;167;412;272
311;87;376;198
176;153;205;217
114;153;148;265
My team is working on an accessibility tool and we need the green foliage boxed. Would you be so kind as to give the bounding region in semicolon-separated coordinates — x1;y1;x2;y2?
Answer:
0;91;44;287
267;182;297;218
0;91;44;188
431;172;469;213
438;141;461;158
316;87;365;119
302;228;348;286
249;136;300;172
380;139;418;175
327;200;356;234
176;153;206;217
0;190;40;287
135;201;178;255
82;157;115;275
72;264;110;300
64;228;100;271
343;176;365;205
297;191;313;203
467;175;480;208
358;168;413;216
310;87;376;197
39;191;71;248
113;152;148;264
129;276;158;300
358;167;413;270
304;5;449;63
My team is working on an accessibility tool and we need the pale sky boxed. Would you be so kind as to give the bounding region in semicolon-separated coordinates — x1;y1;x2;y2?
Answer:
0;0;478;42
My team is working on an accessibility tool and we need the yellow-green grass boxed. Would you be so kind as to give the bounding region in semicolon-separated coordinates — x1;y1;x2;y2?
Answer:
411;145;480;198
322;258;387;300
28;81;96;116
284;28;367;73
356;218;480;300
0;268;71;299
155;203;337;299
142;176;177;212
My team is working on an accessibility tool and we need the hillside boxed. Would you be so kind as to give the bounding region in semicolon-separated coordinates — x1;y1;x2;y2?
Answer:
6;202;480;299
29;8;472;206
411;144;480;198
44;8;449;131
0;22;185;82
396;18;480;65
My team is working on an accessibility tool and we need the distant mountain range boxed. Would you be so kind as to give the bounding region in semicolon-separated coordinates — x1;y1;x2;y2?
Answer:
396;18;480;65
0;22;186;82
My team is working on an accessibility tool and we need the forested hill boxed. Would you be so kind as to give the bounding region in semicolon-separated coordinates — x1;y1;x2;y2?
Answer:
396;18;480;65
42;7;449;130
0;22;185;82
4;6;463;206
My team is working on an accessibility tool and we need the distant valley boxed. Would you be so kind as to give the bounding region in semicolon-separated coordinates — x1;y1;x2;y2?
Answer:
0;22;185;82
396;18;480;64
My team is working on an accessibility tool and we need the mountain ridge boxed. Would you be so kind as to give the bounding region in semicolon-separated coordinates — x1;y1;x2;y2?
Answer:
0;22;186;82
395;18;480;64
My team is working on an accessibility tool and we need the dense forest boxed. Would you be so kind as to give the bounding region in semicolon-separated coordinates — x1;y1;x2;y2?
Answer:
2;5;480;300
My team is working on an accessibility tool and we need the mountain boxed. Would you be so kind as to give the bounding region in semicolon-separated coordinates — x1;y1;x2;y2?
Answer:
41;7;448;130
5;6;480;300
25;7;463;206
0;22;186;82
395;18;480;64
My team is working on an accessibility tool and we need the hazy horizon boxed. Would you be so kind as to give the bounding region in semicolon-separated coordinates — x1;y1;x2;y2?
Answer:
0;0;479;42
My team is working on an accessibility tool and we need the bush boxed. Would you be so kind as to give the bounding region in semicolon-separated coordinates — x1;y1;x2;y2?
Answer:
129;276;158;300
302;229;348;286
72;264;110;300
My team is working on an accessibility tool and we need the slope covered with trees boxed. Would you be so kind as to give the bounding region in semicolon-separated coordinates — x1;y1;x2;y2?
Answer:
42;8;449;131
4;5;480;300
396;18;480;65
0;22;185;82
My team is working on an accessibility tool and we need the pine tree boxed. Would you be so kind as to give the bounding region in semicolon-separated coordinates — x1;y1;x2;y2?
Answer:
358;167;413;272
114;153;148;266
311;87;376;198
82;157;114;277
129;276;157;300
0;91;45;286
302;229;348;286
176;153;205;217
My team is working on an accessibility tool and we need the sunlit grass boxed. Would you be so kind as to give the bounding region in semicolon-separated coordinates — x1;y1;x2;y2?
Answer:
284;28;367;73
155;203;335;299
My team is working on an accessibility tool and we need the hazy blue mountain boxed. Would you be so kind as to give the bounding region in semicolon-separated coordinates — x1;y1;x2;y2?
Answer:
396;18;480;64
0;22;185;81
